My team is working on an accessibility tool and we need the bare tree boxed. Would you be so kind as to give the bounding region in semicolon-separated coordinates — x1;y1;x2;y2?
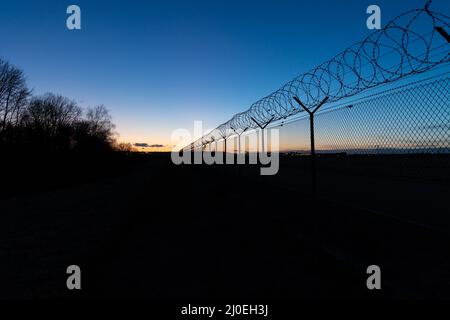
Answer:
115;142;134;153
0;59;31;130
0;58;118;154
86;105;116;141
26;93;82;135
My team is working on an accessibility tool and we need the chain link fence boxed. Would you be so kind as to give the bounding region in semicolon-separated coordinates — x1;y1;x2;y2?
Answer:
185;3;450;153
276;74;450;182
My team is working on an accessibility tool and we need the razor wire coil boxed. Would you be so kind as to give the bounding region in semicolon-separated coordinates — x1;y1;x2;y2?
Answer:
185;2;450;151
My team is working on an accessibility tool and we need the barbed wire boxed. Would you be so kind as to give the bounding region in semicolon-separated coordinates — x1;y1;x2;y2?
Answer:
276;68;450;128
184;1;450;151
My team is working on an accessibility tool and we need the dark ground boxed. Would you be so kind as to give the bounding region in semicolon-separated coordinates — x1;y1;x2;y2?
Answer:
1;153;450;301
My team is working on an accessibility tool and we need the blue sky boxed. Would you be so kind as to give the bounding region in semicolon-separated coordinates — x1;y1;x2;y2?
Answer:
0;0;447;148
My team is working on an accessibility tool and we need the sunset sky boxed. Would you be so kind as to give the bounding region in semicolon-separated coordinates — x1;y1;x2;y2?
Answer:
0;0;446;151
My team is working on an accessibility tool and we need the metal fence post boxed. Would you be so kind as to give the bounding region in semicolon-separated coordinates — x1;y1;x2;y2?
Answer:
293;96;329;197
435;26;450;43
222;136;227;165
231;126;249;154
250;117;274;155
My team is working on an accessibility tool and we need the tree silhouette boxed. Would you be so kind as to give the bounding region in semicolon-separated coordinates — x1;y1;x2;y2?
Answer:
0;58;119;154
0;59;30;132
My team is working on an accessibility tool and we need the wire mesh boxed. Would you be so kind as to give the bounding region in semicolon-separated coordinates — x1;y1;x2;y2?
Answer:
278;75;450;181
314;76;450;155
185;2;450;152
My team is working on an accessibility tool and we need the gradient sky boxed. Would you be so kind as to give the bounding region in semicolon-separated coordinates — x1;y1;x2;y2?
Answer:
0;0;447;150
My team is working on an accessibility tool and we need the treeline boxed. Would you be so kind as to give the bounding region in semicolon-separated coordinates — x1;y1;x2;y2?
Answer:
0;58;119;154
0;58;140;197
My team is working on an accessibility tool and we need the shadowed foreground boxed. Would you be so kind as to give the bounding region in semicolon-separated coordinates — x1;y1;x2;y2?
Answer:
1;154;450;300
